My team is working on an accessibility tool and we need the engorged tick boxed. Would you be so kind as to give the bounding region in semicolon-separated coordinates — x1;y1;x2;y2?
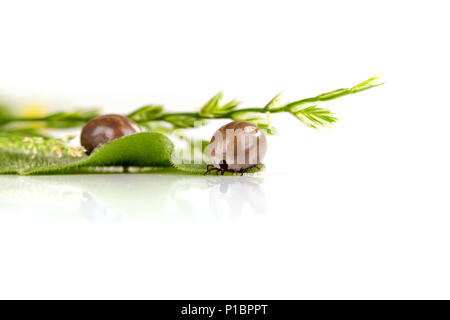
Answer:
205;121;267;175
80;114;141;155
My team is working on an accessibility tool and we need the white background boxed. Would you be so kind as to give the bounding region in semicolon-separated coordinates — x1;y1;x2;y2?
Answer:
0;0;449;299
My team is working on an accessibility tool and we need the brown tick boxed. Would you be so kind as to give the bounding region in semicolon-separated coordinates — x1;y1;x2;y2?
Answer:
80;114;141;154
205;121;267;175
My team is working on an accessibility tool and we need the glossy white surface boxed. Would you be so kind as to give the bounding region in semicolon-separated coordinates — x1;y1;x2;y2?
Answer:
1;0;449;299
1;152;448;299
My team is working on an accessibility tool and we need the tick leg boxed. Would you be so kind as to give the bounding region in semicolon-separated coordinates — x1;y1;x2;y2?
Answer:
206;167;239;176
204;165;219;176
233;164;260;176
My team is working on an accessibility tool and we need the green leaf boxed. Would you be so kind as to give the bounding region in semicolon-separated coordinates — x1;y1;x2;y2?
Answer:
263;91;283;111
0;151;82;175
283;76;384;112
68;132;173;168
128;105;164;122
199;91;223;117
293;106;338;129
288;100;318;113
139;121;174;133
199;91;241;117
0;132;175;175
350;76;384;93
163;115;203;128
0;132;260;175
316;88;349;101
214;99;241;116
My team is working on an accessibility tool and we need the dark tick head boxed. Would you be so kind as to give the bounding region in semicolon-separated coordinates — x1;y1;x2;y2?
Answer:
219;160;228;170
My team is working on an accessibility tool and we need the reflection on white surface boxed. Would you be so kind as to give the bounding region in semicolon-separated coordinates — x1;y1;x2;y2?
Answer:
208;178;267;219
0;174;266;222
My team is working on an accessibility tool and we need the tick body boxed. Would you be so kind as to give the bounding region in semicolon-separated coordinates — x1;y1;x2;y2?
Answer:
80;114;141;154
206;121;267;175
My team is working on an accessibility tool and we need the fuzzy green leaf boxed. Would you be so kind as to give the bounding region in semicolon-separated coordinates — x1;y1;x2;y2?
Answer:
0;132;175;175
0;133;261;175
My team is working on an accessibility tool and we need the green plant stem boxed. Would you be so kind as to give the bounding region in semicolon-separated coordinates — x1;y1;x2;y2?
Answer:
152;108;268;121
0;109;267;125
147;77;384;121
0;76;384;133
150;76;384;129
0;117;94;123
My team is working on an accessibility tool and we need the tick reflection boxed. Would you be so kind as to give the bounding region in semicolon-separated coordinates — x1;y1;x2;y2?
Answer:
206;177;267;219
168;176;266;219
0;174;267;221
